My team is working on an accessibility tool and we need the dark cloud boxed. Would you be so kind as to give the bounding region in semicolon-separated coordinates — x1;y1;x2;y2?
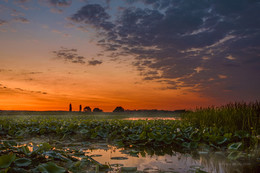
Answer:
14;17;29;23
40;0;72;13
88;60;102;66
70;4;114;30
14;0;30;3
23;88;48;95
44;0;72;7
32;90;48;95
71;0;260;101
0;69;12;72
15;88;25;91
27;72;43;74
0;19;7;26
0;85;48;95
53;47;86;64
53;47;103;66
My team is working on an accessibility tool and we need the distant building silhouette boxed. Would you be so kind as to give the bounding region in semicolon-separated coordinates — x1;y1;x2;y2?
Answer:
93;108;103;112
79;105;82;112
84;106;91;112
113;106;124;112
69;103;72;112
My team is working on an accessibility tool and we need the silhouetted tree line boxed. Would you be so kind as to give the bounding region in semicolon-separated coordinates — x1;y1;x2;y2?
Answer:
68;104;125;113
68;104;185;113
113;106;124;112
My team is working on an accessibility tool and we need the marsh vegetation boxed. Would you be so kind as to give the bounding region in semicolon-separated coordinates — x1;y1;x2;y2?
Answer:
0;102;259;172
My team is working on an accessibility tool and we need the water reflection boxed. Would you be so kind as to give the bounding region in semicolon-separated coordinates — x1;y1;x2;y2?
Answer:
82;145;201;172
14;139;260;173
80;143;259;173
198;152;259;173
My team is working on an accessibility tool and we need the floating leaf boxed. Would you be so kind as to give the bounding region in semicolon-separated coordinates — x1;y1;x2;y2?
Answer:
90;154;102;157
14;158;32;167
216;136;228;145
156;134;166;142
181;142;190;149
228;142;242;150
189;165;207;173
111;157;128;160
129;150;139;155
37;162;66;173
44;151;70;161
195;169;208;173
183;127;193;133
129;134;140;141
121;167;137;172
8;167;27;173
143;167;159;173
0;153;16;169
190;165;204;169
110;163;124;167
198;151;209;155
79;129;89;134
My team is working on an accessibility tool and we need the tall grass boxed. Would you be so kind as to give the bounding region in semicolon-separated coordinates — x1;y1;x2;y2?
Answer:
182;101;260;135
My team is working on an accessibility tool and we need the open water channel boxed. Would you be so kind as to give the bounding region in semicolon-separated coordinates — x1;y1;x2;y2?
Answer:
57;141;259;173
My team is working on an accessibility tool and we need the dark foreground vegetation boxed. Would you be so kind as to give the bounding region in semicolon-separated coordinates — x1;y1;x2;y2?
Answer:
0;102;259;172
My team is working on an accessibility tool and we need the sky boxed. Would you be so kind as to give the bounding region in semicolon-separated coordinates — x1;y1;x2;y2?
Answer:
0;0;259;111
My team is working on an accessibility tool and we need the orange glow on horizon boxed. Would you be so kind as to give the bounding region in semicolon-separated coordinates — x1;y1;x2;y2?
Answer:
0;82;215;112
0;56;218;112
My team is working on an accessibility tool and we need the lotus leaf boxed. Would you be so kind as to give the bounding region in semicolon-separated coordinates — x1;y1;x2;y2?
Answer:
111;157;128;160
14;158;32;167
228;142;242;150
37;162;66;173
0;153;16;169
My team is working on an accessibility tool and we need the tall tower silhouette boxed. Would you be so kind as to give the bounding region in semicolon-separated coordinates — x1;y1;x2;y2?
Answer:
79;105;82;112
69;103;72;112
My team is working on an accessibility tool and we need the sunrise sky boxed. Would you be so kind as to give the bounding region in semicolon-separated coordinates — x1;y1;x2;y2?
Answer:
0;0;259;111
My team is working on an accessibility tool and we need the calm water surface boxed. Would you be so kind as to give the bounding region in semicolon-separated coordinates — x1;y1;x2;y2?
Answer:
72;143;259;173
18;137;259;173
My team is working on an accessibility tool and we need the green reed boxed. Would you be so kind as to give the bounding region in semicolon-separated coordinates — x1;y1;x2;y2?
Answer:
182;101;260;135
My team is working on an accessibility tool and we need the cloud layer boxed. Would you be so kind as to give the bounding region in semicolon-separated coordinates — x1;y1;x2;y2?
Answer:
70;0;260;100
53;47;86;64
53;47;102;66
14;17;29;23
0;19;7;26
